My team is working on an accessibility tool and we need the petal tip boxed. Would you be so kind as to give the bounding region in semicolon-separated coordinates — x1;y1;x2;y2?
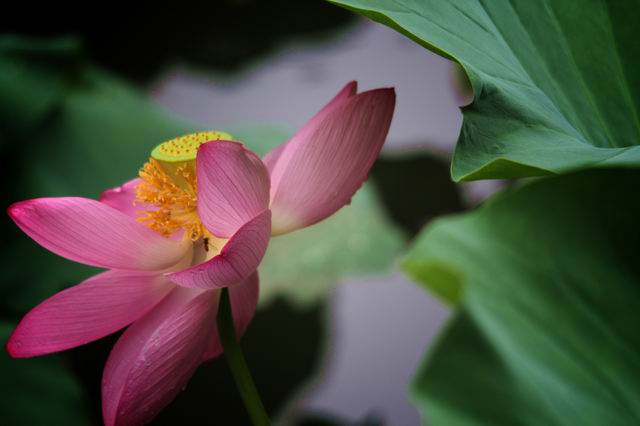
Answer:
268;84;395;234
367;86;396;101
345;80;358;95
7;200;29;221
5;336;20;358
99;186;122;203
5;326;30;359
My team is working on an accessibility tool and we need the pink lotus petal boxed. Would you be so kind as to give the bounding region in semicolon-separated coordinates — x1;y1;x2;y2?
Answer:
8;197;189;271
230;271;260;337
302;80;358;138
102;287;218;426
268;87;395;235
167;210;271;289
99;178;142;219
7;270;173;358
261;142;287;174
197;140;270;238
263;81;357;172
203;272;259;360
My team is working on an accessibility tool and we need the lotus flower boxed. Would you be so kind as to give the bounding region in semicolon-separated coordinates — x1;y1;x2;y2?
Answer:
5;81;395;426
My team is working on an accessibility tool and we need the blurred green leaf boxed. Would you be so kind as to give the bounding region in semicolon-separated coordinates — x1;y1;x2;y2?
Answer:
0;322;94;426
24;67;194;197
231;123;294;157
0;37;82;142
403;169;640;425
329;0;640;181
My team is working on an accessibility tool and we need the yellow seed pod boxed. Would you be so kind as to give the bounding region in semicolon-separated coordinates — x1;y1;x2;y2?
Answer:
151;130;233;163
149;130;232;190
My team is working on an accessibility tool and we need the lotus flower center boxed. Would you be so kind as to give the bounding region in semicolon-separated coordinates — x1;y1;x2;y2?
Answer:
135;131;232;242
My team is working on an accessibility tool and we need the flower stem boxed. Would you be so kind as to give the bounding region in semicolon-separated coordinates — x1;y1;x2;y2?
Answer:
218;288;271;426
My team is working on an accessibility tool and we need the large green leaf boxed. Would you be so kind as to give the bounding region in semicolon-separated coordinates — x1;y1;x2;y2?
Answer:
329;0;640;181
403;169;640;425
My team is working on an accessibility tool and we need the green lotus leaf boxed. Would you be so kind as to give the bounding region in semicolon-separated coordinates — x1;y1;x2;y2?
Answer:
329;0;640;181
403;169;640;425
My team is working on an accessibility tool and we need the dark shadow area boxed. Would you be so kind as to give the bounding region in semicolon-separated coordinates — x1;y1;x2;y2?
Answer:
3;1;355;85
371;152;465;236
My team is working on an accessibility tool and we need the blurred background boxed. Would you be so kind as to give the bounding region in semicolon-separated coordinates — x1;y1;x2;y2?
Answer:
1;2;495;425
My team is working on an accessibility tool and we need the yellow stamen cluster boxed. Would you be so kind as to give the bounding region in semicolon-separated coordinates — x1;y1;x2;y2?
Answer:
136;159;205;241
135;130;233;242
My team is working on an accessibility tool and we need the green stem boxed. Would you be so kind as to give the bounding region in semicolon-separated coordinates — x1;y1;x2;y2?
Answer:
217;288;271;426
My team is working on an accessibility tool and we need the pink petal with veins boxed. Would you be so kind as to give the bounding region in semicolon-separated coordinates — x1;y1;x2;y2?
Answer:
102;287;217;426
99;178;142;219
8;197;189;271
7;270;172;358
167;210;271;289
263;81;357;172
267;86;395;235
197;140;270;239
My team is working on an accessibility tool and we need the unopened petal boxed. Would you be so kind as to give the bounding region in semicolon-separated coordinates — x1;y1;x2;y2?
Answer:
268;86;395;235
263;81;357;172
